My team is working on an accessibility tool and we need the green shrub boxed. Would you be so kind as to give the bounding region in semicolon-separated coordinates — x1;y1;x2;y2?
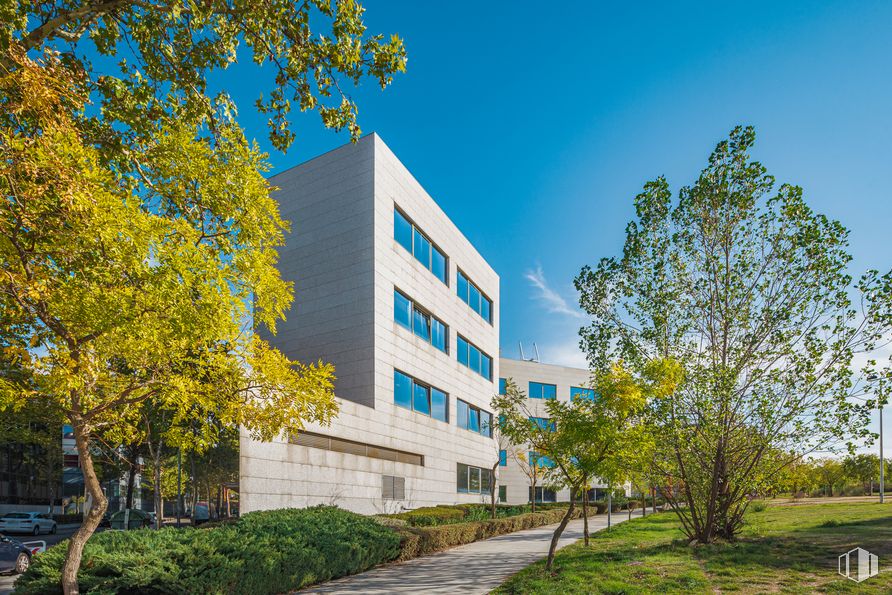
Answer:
395;508;578;560
387;506;467;527
592;500;608;514
16;506;401;595
750;500;768;513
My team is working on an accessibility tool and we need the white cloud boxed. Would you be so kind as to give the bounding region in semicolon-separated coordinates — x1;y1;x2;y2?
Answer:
524;264;585;320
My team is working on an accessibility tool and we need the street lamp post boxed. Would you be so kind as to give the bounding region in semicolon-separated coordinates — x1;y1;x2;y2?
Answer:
868;374;886;504
880;401;885;504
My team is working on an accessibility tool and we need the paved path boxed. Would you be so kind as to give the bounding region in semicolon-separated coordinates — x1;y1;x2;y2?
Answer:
303;509;648;594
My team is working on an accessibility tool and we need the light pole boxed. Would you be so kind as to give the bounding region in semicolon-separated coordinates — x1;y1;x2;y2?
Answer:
176;447;182;527
868;374;886;504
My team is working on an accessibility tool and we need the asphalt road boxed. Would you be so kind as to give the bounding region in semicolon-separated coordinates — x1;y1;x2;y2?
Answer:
1;525;84;594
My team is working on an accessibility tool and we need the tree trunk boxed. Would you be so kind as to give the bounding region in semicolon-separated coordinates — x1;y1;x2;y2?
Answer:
582;485;590;546
545;499;576;572
490;461;498;519
190;453;198;521
60;420;108;595
125;443;138;510
530;468;537;513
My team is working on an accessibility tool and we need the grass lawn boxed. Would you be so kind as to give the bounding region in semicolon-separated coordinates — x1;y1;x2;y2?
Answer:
495;501;892;594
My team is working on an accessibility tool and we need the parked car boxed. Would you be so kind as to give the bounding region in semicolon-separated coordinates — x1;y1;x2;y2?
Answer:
0;512;57;536
192;504;210;526
0;533;31;574
109;509;152;530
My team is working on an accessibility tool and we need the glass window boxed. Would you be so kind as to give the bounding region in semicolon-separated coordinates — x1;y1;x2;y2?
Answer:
481;354;492;381
457;336;469;367
431;388;448;422
432;247;447;284
571;387;596;401
499;485;507;502
457;399;469;429
469;344;481;374
499;450;507;466
530;417;556;432
457;463;469;492
481;468;491;492
394;370;412;410
469;407;480;433
394;290;411;329
431;318;447;353
529;382;557;400
481;411;493;437
394;209;412;253
469;466;481;493
413;307;431;342
413;382;430;416
457;270;469;302
395;206;449;285
499;378;507;395
469;283;481;315
413;229;431;269
481;297;491;323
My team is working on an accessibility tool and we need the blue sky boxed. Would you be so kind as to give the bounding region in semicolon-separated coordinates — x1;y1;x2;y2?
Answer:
218;1;892;374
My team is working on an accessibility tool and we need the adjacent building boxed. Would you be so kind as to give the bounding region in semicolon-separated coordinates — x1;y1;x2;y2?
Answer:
240;134;500;515
496;358;612;504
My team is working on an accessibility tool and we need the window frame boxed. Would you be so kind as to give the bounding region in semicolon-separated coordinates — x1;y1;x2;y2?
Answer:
456;335;493;380
529;381;557;400
394;288;449;355
457;462;493;494
393;207;449;285
393;369;449;423
456;398;493;437
570;386;597;401
456;269;493;324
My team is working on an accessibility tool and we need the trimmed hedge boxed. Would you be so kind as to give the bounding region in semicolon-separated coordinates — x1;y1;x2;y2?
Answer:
395;507;579;560
15;506;401;595
386;502;569;527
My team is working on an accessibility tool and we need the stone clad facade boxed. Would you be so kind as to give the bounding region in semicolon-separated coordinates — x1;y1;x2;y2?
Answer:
241;134;500;514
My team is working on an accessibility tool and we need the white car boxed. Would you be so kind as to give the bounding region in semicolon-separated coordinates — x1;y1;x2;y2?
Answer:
0;512;57;536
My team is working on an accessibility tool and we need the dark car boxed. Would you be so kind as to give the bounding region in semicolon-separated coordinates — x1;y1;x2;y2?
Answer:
0;533;30;575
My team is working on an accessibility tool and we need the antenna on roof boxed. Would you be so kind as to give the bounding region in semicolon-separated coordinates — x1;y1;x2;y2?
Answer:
518;341;539;363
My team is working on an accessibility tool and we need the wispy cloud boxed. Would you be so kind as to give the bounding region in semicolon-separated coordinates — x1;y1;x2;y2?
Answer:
524;264;585;319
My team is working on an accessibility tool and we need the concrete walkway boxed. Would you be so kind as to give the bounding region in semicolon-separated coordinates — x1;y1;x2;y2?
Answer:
303;508;648;594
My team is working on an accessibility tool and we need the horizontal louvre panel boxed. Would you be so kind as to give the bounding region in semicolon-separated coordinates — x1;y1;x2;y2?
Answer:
368;446;398;461
397;451;423;466
289;431;422;466
293;433;329;449
329;438;367;457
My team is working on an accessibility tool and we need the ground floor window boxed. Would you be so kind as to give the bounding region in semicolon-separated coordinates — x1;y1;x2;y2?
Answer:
498;485;507;503
529;486;557;503
457;463;492;494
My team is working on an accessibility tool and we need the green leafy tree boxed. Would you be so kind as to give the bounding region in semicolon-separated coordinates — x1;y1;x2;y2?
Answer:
2;3;405;591
812;458;846;497
576;126;892;543
842;453;881;495
493;365;671;570
0;3;405;584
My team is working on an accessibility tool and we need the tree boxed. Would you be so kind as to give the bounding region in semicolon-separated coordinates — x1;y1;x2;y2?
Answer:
576;126;892;544
493;366;669;570
842;453;880;495
0;17;402;590
2;3;405;591
812;459;845;497
489;428;512;519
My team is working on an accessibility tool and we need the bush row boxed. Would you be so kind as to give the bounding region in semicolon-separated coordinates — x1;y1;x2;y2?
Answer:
16;506;401;595
384;502;569;527
394;507;579;560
